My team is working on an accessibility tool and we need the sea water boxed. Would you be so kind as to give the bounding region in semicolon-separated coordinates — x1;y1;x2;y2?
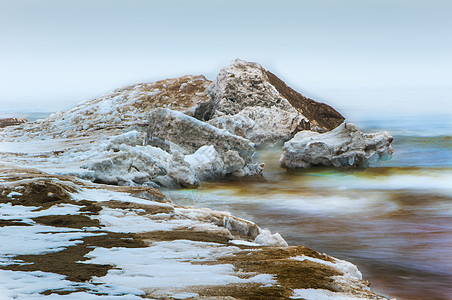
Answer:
169;113;452;299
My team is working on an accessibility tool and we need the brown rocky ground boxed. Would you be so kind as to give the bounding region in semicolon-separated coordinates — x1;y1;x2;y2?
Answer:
0;165;387;299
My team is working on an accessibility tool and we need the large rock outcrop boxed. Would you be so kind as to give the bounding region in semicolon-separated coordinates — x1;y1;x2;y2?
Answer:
0;59;394;188
194;59;345;145
280;122;394;168
0;75;211;142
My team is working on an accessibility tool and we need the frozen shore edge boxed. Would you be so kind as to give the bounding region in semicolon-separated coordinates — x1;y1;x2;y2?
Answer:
0;59;393;299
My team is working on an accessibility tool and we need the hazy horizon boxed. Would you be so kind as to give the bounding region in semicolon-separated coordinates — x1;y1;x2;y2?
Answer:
1;0;451;115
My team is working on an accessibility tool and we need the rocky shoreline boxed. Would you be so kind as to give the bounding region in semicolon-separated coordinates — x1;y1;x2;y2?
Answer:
0;59;393;299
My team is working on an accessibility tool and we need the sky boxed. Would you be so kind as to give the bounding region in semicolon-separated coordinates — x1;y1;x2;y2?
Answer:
1;0;451;116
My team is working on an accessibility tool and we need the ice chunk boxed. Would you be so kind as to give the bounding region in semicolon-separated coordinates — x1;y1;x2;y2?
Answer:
280;122;394;168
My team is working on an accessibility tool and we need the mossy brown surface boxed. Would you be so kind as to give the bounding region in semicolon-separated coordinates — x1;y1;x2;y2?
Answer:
0;219;32;227
32;214;100;229
0;178;76;210
1;232;146;282
125;75;211;112
138;228;232;244
173;283;292;300
190;246;341;299
102;200;174;215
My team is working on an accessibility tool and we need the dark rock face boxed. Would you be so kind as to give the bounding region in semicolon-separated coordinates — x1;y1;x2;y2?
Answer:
263;70;345;131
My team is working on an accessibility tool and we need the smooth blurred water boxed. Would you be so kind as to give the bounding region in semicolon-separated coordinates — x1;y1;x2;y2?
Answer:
169;114;452;300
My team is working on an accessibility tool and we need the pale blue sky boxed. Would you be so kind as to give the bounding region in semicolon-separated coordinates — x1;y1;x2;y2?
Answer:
1;0;451;114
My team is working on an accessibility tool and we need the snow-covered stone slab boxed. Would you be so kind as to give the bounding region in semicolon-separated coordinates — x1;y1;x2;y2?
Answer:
280;122;394;168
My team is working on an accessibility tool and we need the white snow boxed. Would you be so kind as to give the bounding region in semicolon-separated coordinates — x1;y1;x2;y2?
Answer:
229;240;261;247
0;270;142;299
0;225;93;265
0;182;284;298
94;207;192;233
0;202;102;266
254;229;288;247
6;191;22;197
85;240;276;291
291;288;371;300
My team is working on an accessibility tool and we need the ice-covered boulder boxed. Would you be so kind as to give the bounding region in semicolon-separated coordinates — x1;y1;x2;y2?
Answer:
147;108;263;180
0;75;211;141
194;59;345;145
280;122;394;168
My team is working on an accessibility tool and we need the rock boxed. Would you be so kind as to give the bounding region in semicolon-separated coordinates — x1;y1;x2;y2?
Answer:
82;129;200;188
254;228;288;247
0;60;393;187
280;122;394;168
194;59;344;145
147;108;263;180
0;75;211;141
0;118;27;128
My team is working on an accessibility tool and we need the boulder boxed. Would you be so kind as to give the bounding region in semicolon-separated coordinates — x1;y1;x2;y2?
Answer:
147;108;263;180
280;122;394;168
194;59;345;145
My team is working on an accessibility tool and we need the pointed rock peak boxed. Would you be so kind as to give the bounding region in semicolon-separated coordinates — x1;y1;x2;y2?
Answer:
198;59;345;137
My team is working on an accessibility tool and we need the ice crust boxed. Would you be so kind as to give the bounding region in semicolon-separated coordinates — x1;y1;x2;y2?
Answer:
280;122;394;168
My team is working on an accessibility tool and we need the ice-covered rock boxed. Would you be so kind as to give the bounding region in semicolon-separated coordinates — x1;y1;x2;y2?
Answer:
147;108;263;179
0;75;211;141
0;60;393;188
280;122;394;168
254;228;288;247
194;59;345;145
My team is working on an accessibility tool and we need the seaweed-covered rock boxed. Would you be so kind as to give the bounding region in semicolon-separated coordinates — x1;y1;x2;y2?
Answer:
280;122;394;168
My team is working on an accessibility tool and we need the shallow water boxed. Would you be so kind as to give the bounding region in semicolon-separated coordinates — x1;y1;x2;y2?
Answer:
169;115;452;300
